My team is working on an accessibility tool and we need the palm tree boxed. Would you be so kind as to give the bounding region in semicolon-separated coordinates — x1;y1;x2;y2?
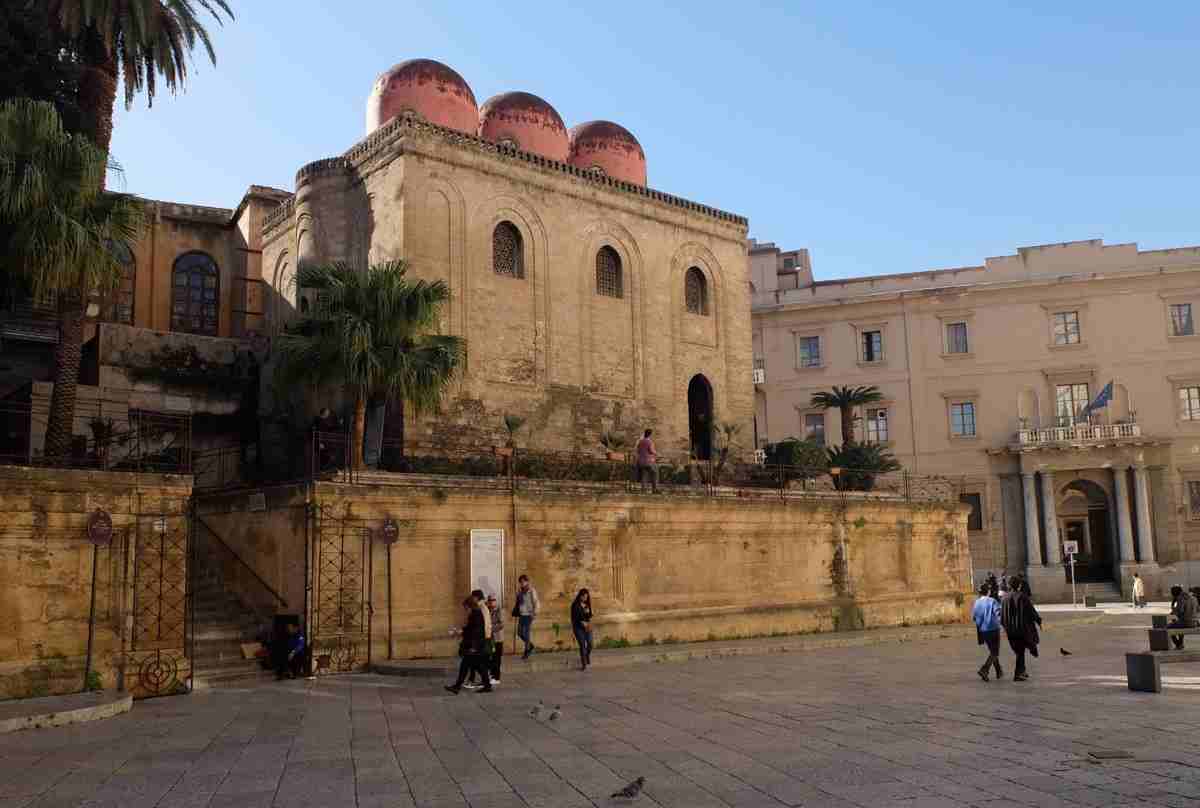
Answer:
810;385;883;446
0;98;143;460
51;0;234;157
275;260;464;469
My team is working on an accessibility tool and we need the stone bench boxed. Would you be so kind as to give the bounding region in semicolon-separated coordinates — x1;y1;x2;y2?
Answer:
1147;626;1200;651
1127;647;1200;692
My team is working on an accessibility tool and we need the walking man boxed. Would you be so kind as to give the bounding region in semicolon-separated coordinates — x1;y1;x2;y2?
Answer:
1001;575;1042;682
972;582;1002;681
635;429;658;493
514;574;540;659
486;593;505;684
1132;573;1146;609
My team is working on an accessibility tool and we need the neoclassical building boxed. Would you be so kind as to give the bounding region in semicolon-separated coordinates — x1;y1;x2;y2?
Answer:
1;59;753;460
751;237;1200;601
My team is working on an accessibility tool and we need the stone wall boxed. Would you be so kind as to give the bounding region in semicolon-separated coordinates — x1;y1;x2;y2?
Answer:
197;479;972;663
0;467;192;700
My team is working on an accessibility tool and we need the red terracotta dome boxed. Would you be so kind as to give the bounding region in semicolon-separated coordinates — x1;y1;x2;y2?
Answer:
568;120;647;185
365;59;478;135
477;92;569;162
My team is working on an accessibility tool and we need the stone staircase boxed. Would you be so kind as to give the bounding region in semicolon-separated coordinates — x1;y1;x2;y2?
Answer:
190;559;276;690
1077;580;1124;603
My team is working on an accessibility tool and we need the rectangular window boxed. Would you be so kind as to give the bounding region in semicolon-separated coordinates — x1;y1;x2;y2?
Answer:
1055;383;1090;426
865;408;888;443
951;402;976;437
797;336;821;368
783;257;795;269
1171;303;1195;337
862;330;883;362
946;322;969;354
804;413;825;447
1052;311;1081;345
960;493;983;531
1189;481;1200;520
1180;386;1200;421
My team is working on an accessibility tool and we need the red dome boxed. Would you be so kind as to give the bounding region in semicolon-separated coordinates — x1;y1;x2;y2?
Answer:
568;120;646;185
478;92;569;162
366;59;477;135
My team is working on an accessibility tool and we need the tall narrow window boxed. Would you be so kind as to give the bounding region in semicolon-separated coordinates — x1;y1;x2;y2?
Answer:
804;413;825;447
171;251;219;335
1179;386;1200;420
960;493;983;531
946;322;969;354
1055;383;1089;426
595;246;623;298
865;407;888;443
1171;303;1195;337
100;241;135;325
861;329;883;362
796;336;821;368
1052;311;1081;345
685;267;708;315
1189;481;1200;520
950;402;976;437
492;221;524;279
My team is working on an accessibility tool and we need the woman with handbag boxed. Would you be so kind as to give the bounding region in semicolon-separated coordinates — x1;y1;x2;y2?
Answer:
571;588;594;670
445;596;493;694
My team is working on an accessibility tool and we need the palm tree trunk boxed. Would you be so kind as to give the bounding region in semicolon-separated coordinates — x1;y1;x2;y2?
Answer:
840;404;854;446
44;299;85;461
397;398;405;459
76;27;117;163
351;393;366;470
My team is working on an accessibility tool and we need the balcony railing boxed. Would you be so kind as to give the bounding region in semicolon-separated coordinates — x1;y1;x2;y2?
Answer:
1017;421;1141;446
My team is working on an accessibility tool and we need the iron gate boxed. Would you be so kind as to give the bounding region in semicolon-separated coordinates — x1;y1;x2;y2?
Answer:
122;508;192;698
311;505;370;674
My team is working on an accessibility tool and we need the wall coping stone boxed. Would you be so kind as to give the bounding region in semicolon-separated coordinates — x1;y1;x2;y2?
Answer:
0;691;133;734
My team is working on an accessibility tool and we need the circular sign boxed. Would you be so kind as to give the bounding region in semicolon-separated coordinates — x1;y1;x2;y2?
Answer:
380;518;399;545
87;509;113;546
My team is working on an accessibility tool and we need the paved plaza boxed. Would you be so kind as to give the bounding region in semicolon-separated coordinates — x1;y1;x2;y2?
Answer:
3;616;1200;808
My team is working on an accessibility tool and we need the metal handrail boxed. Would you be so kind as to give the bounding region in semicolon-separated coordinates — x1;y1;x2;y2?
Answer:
195;515;287;608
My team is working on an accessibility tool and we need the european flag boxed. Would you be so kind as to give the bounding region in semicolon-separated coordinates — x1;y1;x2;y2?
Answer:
1082;381;1114;415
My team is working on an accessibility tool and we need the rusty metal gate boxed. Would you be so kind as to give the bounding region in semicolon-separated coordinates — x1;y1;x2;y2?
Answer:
310;505;370;675
122;507;192;698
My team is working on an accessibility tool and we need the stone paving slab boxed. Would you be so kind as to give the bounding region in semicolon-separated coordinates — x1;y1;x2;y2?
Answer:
374;613;1105;678
0;690;133;734
3;615;1200;807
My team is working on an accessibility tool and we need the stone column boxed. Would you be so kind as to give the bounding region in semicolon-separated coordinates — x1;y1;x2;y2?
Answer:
1113;466;1136;562
1133;464;1156;563
1040;471;1061;565
1021;472;1042;566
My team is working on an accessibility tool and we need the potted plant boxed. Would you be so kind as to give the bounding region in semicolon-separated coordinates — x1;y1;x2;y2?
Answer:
494;414;525;457
599;431;627;461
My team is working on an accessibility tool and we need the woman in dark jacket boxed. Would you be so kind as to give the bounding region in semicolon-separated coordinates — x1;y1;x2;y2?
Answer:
446;597;492;694
1001;575;1042;682
571;589;594;670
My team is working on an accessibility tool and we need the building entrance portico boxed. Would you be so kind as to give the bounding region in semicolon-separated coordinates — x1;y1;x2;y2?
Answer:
1057;478;1115;583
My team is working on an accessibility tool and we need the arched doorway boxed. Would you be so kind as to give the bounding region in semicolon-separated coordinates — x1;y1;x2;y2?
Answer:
1058;479;1115;582
688;374;713;460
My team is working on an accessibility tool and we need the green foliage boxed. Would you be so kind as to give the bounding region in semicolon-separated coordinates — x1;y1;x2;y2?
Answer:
641;634;658;646
502;414;525;446
810;385;884;445
597;636;631;649
0;3;85;136
826;442;901;492
598;431;627;452
763;438;828;480
84;669;102;691
852;516;867;529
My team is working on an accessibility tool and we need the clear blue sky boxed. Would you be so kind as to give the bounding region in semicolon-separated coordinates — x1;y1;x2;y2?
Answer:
109;1;1200;280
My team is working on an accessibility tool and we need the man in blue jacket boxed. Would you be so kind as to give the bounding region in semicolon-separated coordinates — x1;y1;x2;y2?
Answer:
972;582;1002;682
276;621;306;680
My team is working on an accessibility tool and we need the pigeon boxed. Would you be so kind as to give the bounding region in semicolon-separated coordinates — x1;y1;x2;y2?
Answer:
548;705;561;721
1060;648;1072;656
529;701;544;719
611;776;645;800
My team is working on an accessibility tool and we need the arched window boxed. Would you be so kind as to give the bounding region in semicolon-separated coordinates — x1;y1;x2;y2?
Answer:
685;266;708;315
492;221;524;279
171;251;219;335
595;246;623;298
98;241;135;324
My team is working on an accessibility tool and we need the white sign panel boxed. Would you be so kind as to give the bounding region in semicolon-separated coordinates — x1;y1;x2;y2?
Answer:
470;529;505;609
1062;540;1079;556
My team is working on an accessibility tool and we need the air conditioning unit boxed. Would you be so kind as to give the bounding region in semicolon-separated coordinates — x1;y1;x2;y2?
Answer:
752;368;765;384
753;449;766;465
